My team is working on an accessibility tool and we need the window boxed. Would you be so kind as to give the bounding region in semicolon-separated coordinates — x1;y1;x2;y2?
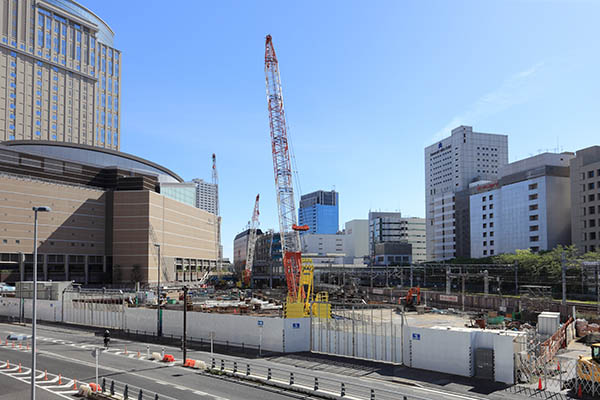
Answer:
589;170;595;179
483;241;487;246
590;194;596;202
530;236;539;242
482;205;486;211
590;182;596;190
529;183;538;190
529;194;538;201
483;250;487;255
489;195;493;200
489;204;494;210
483;232;487;237
591;232;597;241
490;222;494;228
590;219;596;228
489;213;494;218
482;214;487;220
530;225;539;231
482;196;486;202
490;231;494;237
529;204;539;211
483;223;487;229
530;215;539;221
590;206;596;215
490;249;494;255
490;240;494;246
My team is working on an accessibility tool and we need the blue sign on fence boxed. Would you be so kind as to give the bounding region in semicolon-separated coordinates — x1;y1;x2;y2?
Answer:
412;333;421;340
292;322;300;329
257;320;264;327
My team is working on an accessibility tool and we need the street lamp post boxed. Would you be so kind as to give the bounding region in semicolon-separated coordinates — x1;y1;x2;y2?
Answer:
154;244;162;337
31;206;51;400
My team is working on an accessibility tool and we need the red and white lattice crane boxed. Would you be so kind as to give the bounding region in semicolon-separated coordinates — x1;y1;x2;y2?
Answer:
244;194;260;286
264;35;309;304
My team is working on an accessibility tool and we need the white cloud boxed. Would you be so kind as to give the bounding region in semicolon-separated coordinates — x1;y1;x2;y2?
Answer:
431;61;545;142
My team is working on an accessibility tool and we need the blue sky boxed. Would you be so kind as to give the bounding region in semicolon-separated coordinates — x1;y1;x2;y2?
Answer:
86;0;599;259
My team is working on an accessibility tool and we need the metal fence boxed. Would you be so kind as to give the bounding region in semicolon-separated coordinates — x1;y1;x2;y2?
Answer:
62;288;127;329
310;302;403;364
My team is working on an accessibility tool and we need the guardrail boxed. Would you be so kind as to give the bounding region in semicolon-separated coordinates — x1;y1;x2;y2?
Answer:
91;377;178;400
204;355;429;400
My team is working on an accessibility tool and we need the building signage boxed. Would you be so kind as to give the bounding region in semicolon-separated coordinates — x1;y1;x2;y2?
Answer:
430;144;451;157
292;323;300;329
412;333;421;340
475;182;499;193
439;294;459;303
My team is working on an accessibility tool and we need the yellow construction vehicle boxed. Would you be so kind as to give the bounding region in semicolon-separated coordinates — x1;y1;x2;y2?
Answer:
284;257;331;318
576;343;600;393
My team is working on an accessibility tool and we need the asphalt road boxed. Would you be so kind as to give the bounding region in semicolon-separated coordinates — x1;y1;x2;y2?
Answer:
0;322;531;400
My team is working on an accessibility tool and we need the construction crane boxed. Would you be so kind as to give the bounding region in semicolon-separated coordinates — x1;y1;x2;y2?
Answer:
243;194;260;287
264;34;329;318
212;153;222;274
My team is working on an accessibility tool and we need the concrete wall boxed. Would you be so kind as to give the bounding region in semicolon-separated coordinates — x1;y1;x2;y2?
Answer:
0;297;62;322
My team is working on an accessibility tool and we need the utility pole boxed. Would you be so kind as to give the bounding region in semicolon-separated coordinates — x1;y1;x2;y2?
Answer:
182;286;188;362
155;244;162;337
514;261;518;295
561;252;567;306
31;206;51;400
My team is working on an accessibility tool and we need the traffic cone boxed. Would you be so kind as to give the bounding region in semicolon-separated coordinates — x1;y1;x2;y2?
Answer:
538;377;543;390
5;360;9;369
12;342;15;348
137;351;140;358
18;363;21;373
124;346;127;355
18;342;21;349
72;379;77;390
58;374;62;385
26;343;29;351
578;383;583;398
44;369;47;381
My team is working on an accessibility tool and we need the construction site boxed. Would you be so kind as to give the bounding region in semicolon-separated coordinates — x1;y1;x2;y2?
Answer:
2;33;600;399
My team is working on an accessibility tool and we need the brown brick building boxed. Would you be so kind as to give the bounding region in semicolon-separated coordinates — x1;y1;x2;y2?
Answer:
0;142;217;285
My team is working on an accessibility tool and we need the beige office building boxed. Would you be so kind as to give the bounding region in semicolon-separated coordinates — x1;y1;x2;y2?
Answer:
0;0;121;149
571;146;600;254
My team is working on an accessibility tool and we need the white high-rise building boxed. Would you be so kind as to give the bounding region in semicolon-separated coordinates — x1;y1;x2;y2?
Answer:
192;178;217;214
425;126;508;261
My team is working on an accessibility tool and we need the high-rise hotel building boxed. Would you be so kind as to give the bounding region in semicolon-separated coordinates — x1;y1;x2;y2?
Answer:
425;126;508;261
0;0;120;149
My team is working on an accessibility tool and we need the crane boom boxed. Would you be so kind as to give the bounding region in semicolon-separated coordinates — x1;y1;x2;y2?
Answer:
244;194;260;286
212;153;222;272
265;34;303;302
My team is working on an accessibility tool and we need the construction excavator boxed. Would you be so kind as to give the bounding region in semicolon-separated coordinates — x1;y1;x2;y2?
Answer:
399;287;421;310
575;343;600;394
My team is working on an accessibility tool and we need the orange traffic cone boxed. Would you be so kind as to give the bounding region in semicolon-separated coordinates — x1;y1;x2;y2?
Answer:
18;342;21;349
44;369;48;381
72;379;77;390
11;342;15;348
578;383;583;398
124;346;127;355
26;343;29;351
18;363;21;373
538;377;543;390
137;351;140;358
5;360;9;369
58;374;62;385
